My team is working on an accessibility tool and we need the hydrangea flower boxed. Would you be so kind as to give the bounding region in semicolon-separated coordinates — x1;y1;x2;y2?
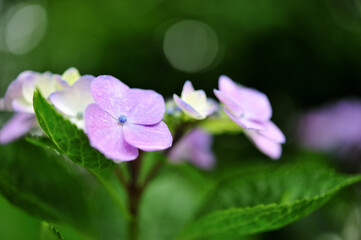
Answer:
214;75;285;159
7;71;64;114
168;128;215;170
214;75;272;130
0;71;64;144
298;99;361;154
85;75;173;162
173;81;216;119
50;75;95;129
245;121;286;159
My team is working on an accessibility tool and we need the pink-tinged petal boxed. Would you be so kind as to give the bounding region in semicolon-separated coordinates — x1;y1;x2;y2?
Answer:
4;81;21;110
214;89;244;116
246;130;282;160
85;104;138;162
123;121;172;151
223;107;265;130
3;78;24;110
218;75;272;121
258;121;286;143
125;88;165;125
50;91;77;116
72;76;95;112
0;113;36;144
50;75;94;116
173;94;204;119
219;75;240;98
181;81;195;99
238;87;272;121
12;99;34;113
22;74;39;103
90;75;130;118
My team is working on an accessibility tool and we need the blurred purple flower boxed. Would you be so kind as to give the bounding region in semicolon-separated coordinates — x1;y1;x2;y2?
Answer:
0;71;64;144
214;75;285;159
9;71;64;114
50;75;95;129
168;128;215;170
298;99;361;155
85;75;173;162
0;113;36;144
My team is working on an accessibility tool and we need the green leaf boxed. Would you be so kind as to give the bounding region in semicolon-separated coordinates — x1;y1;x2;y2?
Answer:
139;166;211;240
26;136;58;151
0;140;90;232
33;91;114;171
40;222;64;240
200;117;242;135
178;161;361;239
0;140;128;239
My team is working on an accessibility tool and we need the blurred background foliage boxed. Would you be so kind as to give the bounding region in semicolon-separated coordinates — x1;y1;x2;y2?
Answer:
0;0;361;239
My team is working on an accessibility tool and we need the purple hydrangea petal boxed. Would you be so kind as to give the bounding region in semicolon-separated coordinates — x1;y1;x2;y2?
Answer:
4;80;23;111
12;99;34;113
22;74;41;103
90;75;130;118
173;94;204;119
50;91;77;116
214;89;244;117
246;130;282;160
85;103;138;162
72;76;95;112
219;75;241;99
125;88;165;125
223;107;266;130
3;71;36;110
237;87;272;121
218;75;272;121
258;121;286;143
123;121;172;151
169;128;215;170
0;113;36;144
181;81;195;99
50;75;94;117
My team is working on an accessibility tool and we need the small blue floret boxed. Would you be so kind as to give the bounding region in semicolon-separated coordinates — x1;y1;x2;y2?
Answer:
118;115;127;124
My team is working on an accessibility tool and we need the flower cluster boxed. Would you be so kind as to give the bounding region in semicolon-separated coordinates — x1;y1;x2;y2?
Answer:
0;68;285;167
214;76;285;159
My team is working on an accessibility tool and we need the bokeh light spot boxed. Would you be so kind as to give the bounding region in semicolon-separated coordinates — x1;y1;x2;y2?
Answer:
163;20;219;73
5;4;47;55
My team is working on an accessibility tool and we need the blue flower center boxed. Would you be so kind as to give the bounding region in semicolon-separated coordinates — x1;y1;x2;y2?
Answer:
118;115;127;124
76;112;83;120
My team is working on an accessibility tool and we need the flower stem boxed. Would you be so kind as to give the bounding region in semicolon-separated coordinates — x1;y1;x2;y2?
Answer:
125;121;196;239
127;152;143;240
